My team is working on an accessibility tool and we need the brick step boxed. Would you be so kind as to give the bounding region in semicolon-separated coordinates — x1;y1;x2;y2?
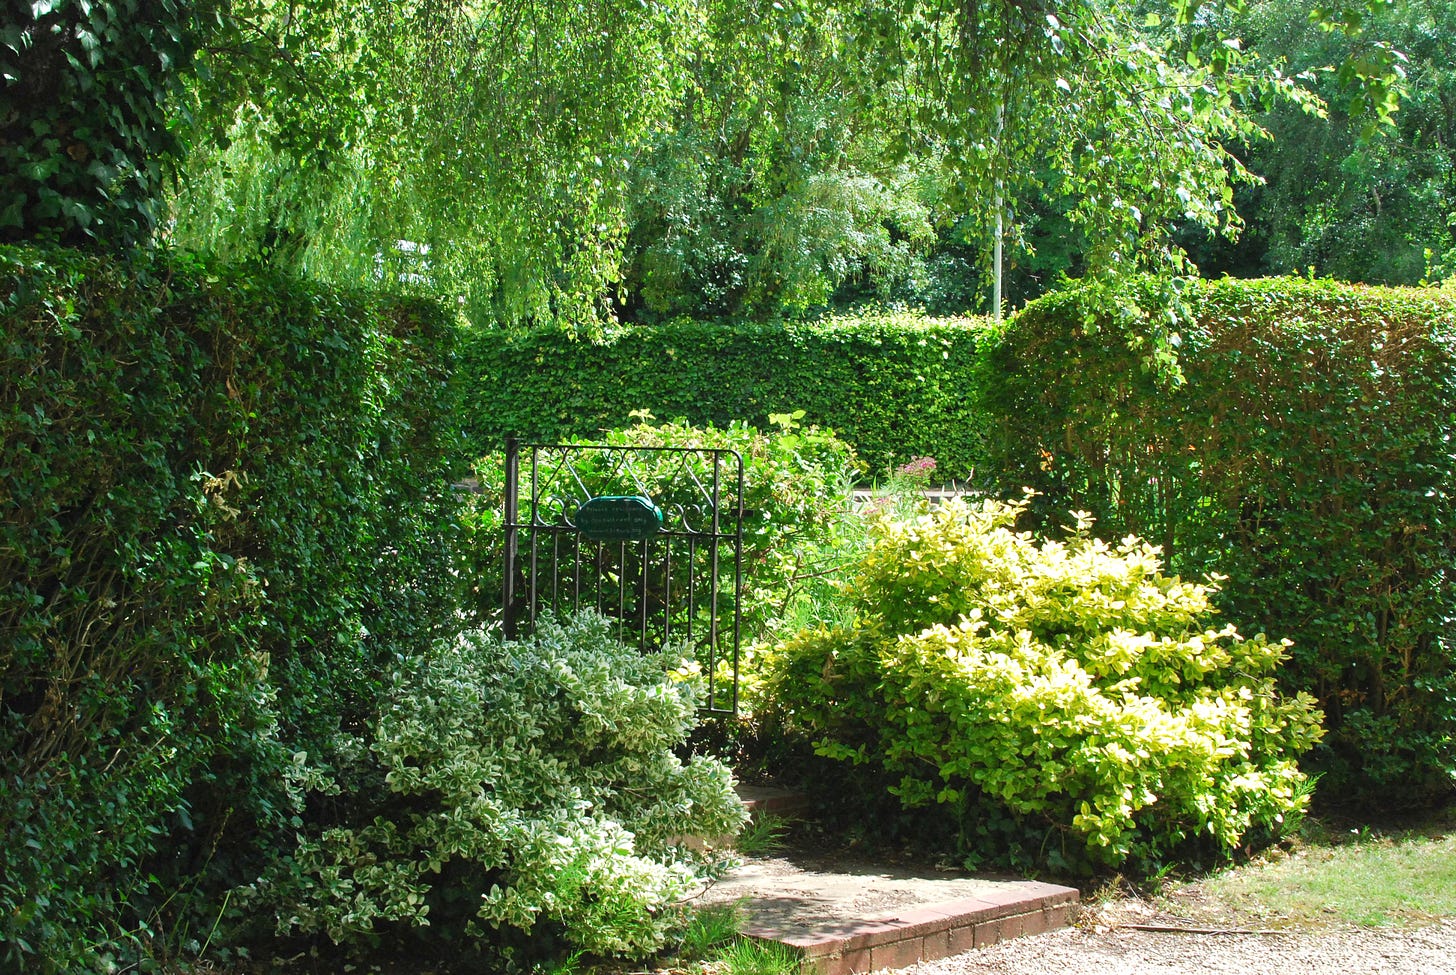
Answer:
744;880;1078;974
719;785;1083;975
736;783;815;820
707;784;1078;974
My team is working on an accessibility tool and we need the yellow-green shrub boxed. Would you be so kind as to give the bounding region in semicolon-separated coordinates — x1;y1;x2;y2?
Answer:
764;496;1323;873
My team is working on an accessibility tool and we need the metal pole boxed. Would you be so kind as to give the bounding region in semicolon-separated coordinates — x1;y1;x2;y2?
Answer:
993;203;1003;324
502;435;520;639
993;100;1005;324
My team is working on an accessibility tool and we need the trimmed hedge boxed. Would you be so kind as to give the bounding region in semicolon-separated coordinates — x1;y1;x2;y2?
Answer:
0;246;462;971
456;312;991;479
982;277;1456;804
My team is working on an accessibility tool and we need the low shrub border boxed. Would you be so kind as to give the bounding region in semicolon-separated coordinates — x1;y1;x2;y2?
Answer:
243;612;746;962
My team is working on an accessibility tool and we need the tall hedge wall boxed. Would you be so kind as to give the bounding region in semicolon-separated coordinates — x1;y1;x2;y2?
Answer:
0;246;462;970
982;277;1456;804
457;313;991;479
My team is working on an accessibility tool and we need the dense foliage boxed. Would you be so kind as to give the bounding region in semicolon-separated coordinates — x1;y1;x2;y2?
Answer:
617;11;939;323
156;0;1386;329
167;0;700;331
1188;0;1456;285
457;311;990;479
243;612;746;962
982;276;1456;803
8;1;1434;319
1;0;199;248
0;245;462;971
763;496;1322;874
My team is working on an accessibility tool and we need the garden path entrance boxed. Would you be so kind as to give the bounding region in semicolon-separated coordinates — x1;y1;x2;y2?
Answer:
501;436;744;714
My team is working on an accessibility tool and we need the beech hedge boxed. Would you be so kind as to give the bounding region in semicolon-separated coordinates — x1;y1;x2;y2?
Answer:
0;246;462;971
456;312;991;479
981;277;1456;804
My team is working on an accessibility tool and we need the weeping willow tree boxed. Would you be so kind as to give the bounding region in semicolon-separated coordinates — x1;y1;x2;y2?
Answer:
618;3;942;321
167;0;701;330
162;0;1402;332
170;0;937;327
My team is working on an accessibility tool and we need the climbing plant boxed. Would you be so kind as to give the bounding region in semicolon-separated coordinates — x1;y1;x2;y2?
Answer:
1;0;198;248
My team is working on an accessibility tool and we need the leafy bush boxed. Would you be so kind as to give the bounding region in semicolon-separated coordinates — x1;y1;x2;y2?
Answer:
244;612;747;962
982;277;1456;803
0;245;461;971
456;310;991;478
763;496;1323;874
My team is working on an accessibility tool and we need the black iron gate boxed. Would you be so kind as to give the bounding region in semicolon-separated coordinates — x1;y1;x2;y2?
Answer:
502;437;745;714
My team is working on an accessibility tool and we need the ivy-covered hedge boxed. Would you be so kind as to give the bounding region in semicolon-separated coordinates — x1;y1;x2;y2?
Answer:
457;312;991;479
1;1;196;249
981;277;1456;804
0;246;462;971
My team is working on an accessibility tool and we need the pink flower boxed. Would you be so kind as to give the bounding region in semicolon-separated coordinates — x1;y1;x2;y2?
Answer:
895;456;938;483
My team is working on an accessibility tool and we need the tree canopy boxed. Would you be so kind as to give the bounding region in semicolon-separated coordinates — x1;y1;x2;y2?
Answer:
5;0;1435;326
1188;0;1455;284
2;0;197;248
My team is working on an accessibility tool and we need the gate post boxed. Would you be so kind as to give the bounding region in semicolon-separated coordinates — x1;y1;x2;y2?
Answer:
502;435;521;640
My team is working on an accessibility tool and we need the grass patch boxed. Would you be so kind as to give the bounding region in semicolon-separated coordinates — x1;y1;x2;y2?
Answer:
676;903;745;957
580;903;797;975
1180;812;1456;930
734;813;794;858
708;938;800;975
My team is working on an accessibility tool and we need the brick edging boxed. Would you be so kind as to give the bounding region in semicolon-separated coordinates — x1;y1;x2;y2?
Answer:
748;884;1079;975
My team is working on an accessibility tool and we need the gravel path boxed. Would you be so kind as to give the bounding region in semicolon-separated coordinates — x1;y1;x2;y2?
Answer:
879;907;1456;975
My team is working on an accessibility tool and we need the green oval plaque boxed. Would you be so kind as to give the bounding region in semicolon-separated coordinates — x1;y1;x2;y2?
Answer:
575;495;663;542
